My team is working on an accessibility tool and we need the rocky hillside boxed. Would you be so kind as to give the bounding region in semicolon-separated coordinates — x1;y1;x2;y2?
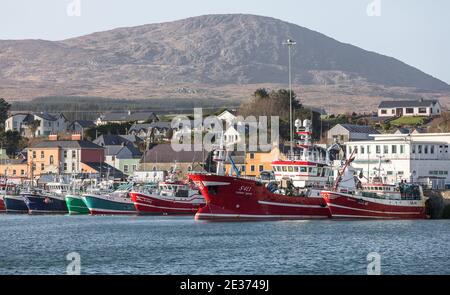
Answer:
1;14;449;112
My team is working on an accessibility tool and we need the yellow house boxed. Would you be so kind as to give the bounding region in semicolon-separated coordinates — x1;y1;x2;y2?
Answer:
225;145;291;177
0;159;29;180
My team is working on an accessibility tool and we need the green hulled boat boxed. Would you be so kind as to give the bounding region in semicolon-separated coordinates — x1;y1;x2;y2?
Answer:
65;194;90;214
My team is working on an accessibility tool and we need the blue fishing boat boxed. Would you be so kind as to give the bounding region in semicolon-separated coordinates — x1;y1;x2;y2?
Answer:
22;188;68;214
3;195;29;213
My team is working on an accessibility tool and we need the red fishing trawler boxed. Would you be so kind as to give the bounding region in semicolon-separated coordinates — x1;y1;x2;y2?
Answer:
320;150;427;219
129;181;205;215
189;119;335;221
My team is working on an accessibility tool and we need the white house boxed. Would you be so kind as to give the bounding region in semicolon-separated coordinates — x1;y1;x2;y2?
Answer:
378;99;442;117
327;124;379;144
346;133;450;189
5;112;68;137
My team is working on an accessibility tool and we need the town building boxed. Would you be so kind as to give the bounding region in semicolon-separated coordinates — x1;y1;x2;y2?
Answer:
93;134;142;148
5;112;68;137
140;144;208;178
0;158;29;180
346;132;450;189
224;144;301;178
27;134;105;177
104;144;142;176
95;111;159;126
128;122;172;142
68;120;96;134
327;124;379;144
377;99;442;117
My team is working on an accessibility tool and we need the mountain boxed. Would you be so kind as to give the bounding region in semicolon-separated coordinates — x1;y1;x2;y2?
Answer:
1;14;449;112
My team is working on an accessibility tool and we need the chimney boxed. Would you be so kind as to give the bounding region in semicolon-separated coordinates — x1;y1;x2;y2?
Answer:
48;134;58;141
71;133;82;141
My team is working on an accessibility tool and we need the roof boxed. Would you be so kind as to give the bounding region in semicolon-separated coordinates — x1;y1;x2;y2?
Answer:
101;111;159;122
378;99;439;108
118;135;143;143
129;122;172;133
141;144;208;163
104;145;142;158
34;112;58;121
29;140;103;149
82;162;125;178
338;124;380;134
93;134;137;146
71;120;95;128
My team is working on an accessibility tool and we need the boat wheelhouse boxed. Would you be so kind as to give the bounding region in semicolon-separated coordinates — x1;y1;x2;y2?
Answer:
270;119;333;188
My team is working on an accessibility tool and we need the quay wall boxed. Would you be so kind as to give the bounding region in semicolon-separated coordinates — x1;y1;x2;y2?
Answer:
425;190;450;219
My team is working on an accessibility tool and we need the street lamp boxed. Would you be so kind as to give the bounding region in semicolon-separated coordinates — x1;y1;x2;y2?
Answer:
283;39;297;156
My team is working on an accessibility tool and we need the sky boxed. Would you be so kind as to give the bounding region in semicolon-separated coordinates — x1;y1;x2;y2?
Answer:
1;0;449;84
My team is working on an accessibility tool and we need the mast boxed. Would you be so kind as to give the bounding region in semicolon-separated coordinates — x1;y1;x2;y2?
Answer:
283;39;296;157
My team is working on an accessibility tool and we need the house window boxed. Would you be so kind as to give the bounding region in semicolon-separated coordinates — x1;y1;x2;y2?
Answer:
391;110;395;115
367;145;371;154
360;146;365;154
376;145;381;154
418;145;422;154
152;166;156;171
124;165;129;173
72;164;76;172
21;170;25;176
64;163;67;171
64;150;67;158
249;153;255;159
12;170;16;176
50;155;54;165
250;165;255;172
32;163;36;171
418;108;427;114
241;165;245;172
32;151;36;159
405;108;414;114
41;151;44;159
259;165;264;172
381;109;387;115
424;145;428;154
41;163;45;171
400;145;405;154
430;145;435;154
391;145;397;154
132;165;137;171
412;145;416;153
383;145;389;154
72;150;76;158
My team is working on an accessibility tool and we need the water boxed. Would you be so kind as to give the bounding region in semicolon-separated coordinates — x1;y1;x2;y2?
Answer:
0;215;449;275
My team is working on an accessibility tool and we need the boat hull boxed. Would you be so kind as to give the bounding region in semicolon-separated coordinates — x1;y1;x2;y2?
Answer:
82;194;136;215
22;194;68;214
0;196;5;212
189;174;331;221
129;192;205;215
321;190;427;219
3;195;29;213
65;195;89;215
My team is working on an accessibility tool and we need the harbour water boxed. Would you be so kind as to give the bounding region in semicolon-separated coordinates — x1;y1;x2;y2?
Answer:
0;215;449;275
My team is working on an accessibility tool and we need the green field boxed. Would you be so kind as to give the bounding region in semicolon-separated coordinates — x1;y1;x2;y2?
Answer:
390;116;428;126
